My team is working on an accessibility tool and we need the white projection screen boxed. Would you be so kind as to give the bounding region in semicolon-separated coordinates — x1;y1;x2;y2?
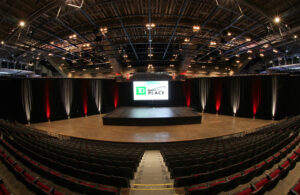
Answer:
133;81;169;100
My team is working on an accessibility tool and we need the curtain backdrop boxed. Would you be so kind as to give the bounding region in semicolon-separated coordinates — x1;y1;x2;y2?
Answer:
230;77;241;115
61;79;73;118
21;79;32;123
252;77;261;117
183;80;191;107
91;80;102;113
199;78;210;111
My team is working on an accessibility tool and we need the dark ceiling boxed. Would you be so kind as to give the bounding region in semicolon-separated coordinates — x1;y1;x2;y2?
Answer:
0;0;300;77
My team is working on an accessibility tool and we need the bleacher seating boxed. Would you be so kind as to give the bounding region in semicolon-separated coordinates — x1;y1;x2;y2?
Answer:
0;117;300;195
0;120;144;194
160;119;300;190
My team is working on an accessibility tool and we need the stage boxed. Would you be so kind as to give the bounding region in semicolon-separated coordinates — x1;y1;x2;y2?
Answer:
29;113;275;143
103;107;202;126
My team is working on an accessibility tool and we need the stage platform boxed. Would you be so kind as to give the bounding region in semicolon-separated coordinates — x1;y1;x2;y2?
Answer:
103;107;202;126
30;113;275;143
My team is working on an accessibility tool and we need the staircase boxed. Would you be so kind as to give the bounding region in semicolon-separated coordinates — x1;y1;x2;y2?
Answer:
130;150;176;195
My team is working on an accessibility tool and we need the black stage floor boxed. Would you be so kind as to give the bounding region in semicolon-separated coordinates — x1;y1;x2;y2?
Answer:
103;107;202;126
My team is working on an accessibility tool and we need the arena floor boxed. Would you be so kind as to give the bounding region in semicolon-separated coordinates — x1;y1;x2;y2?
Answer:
30;113;276;143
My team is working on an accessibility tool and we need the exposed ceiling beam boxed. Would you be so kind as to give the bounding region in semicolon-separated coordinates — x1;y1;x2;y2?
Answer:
237;0;270;20
162;0;189;60
80;9;121;73
111;1;139;60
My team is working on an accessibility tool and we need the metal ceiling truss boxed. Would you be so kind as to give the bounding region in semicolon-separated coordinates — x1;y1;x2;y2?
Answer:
0;0;299;77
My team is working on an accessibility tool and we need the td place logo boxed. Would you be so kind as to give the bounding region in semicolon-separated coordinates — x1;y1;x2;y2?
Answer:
136;86;146;95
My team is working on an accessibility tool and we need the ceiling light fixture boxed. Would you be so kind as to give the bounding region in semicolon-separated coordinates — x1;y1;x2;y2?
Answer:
210;41;217;46
227;32;232;36
193;25;200;32
184;37;190;42
146;23;156;30
260;53;264;57
69;34;77;39
100;27;108;34
263;44;269;48
1;41;4;45
273;16;281;24
19;20;26;27
245;37;251;42
273;49;278;53
248;56;252;60
247;50;253;53
294;35;298;39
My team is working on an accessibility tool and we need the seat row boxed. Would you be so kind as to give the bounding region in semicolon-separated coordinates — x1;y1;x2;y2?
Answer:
0;143;119;195
0;178;10;195
289;178;300;195
186;140;300;195
234;147;300;195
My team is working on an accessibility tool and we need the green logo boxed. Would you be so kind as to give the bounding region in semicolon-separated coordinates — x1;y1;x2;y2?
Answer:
136;87;146;95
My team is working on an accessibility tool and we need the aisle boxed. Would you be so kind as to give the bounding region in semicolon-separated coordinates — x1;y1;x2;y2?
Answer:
130;150;175;195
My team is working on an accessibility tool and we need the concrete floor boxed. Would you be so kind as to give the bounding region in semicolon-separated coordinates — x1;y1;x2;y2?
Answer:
30;113;275;143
